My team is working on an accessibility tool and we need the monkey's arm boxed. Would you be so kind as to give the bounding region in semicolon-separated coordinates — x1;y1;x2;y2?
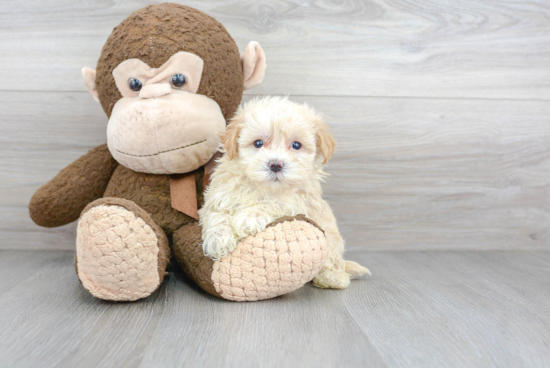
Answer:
29;144;119;227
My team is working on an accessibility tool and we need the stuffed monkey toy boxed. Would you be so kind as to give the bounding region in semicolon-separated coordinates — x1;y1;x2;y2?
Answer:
29;3;328;302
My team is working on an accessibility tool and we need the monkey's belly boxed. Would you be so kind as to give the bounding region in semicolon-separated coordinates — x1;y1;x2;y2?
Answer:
103;165;202;237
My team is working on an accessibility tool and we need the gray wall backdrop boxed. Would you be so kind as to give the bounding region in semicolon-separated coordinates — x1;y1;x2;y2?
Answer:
1;0;549;251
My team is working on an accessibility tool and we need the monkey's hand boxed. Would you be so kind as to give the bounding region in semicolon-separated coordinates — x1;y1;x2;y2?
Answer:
29;144;118;228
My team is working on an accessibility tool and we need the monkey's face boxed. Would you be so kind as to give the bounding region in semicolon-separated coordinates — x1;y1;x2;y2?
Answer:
81;4;266;175
105;52;225;174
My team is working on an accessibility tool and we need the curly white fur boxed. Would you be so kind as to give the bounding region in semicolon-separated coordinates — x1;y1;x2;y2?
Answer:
199;96;369;289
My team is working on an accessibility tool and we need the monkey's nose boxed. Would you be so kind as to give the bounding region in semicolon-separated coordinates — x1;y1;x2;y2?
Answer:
139;84;171;99
269;161;284;172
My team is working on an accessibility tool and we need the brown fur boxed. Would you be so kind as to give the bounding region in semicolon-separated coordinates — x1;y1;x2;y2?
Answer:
31;4;236;235
266;214;325;234
30;4;312;302
29;144;118;227
29;4;247;300
95;3;243;120
172;221;220;297
102;165;205;238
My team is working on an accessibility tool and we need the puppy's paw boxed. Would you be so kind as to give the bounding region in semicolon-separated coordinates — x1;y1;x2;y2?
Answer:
233;211;271;237
202;225;237;261
312;268;351;289
345;260;371;279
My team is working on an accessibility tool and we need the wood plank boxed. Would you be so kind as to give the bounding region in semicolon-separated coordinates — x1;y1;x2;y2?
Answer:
310;95;550;251
0;250;384;368
0;250;68;294
0;250;170;368
2;92;549;251
0;249;548;367
137;269;384;368
0;0;549;99
344;250;550;367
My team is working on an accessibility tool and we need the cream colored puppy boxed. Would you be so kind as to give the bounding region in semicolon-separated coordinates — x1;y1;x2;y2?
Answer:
199;96;369;289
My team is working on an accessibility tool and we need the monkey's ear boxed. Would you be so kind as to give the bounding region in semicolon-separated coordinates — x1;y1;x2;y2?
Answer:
81;67;100;103
221;120;242;160
241;41;266;90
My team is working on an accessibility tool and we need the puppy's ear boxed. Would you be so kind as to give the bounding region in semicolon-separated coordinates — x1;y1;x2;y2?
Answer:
314;117;336;164
221;120;242;160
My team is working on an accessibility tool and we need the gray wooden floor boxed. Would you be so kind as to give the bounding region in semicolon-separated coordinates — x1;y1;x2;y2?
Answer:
0;249;548;368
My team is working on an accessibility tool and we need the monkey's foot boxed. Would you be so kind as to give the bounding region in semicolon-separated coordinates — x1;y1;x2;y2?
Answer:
173;215;328;302
75;198;170;301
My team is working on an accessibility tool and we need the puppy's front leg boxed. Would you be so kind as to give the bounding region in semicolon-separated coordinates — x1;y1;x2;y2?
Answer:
312;202;370;289
231;206;274;240
201;212;237;261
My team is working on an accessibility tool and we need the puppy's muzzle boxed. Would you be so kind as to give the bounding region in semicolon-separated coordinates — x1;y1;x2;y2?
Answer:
269;161;284;173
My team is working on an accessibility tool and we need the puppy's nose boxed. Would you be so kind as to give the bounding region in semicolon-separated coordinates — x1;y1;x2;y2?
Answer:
269;161;284;172
139;84;171;99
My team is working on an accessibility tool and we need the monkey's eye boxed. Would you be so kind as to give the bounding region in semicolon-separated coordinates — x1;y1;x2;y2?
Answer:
254;140;264;148
291;141;302;150
171;74;186;88
128;78;142;92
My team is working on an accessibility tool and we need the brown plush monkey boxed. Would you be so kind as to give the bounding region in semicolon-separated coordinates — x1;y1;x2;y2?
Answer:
29;3;328;302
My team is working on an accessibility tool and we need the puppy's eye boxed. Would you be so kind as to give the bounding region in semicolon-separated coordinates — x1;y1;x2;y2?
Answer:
254;140;264;148
171;74;186;88
291;141;302;150
128;78;142;92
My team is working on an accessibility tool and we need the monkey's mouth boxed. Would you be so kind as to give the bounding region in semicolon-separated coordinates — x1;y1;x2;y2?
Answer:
116;139;206;157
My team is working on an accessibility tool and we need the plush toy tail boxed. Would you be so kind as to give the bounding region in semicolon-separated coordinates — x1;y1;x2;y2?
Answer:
345;260;371;279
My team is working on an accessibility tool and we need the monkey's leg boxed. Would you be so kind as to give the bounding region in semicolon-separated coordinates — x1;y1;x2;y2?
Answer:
75;198;170;301
172;215;328;302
